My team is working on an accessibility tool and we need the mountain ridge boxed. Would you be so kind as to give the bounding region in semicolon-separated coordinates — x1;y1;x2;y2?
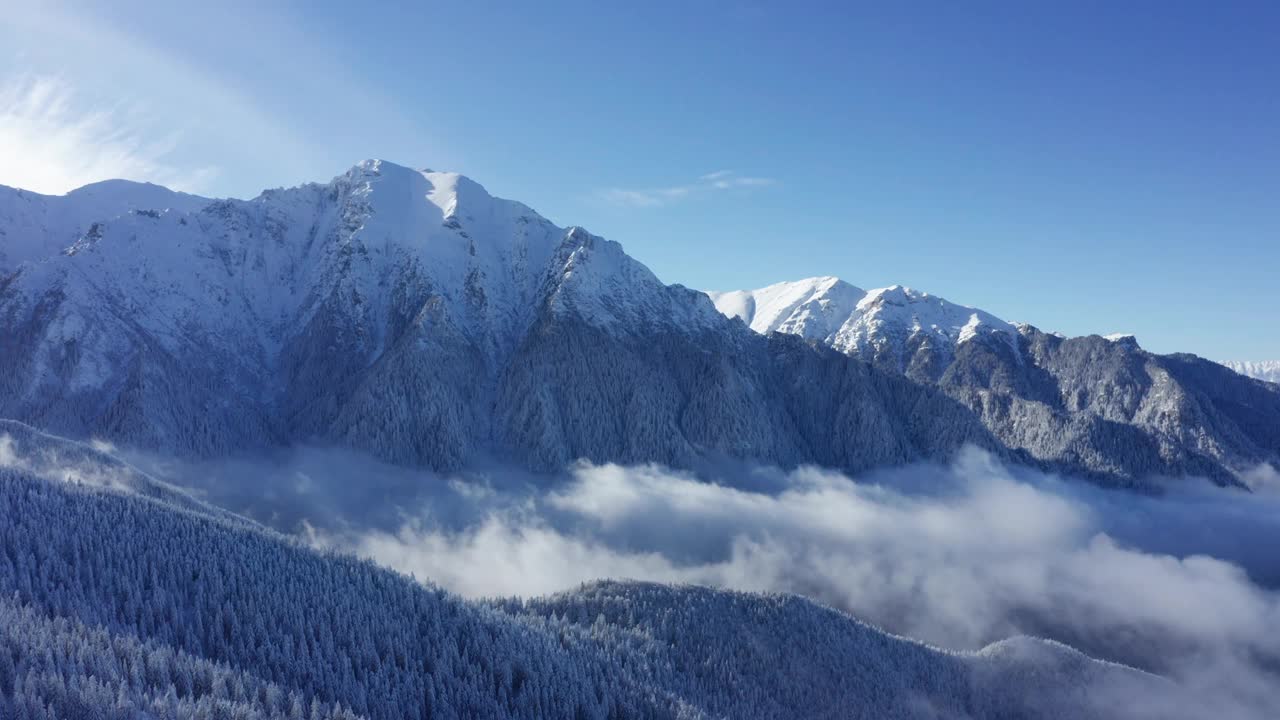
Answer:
0;178;209;272
708;277;1280;486
1222;360;1280;384
1;161;1277;486
706;276;1021;377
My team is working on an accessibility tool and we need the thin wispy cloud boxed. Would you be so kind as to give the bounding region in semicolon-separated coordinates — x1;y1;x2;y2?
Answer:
602;170;777;207
600;186;693;208
0;75;217;195
3;2;440;199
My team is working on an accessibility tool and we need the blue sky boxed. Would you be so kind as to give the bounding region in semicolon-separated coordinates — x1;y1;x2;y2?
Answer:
2;1;1277;359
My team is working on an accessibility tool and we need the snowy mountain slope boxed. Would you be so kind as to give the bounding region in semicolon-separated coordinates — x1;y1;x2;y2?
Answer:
0;179;209;272
1222;360;1280;384
0;438;1191;719
0;163;1277;484
0;160;1003;475
710;279;1280;485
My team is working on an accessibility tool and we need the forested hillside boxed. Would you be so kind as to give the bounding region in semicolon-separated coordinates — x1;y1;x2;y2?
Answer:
0;440;1175;719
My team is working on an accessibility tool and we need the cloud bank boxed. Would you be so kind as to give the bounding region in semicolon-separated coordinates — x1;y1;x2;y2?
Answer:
141;444;1280;717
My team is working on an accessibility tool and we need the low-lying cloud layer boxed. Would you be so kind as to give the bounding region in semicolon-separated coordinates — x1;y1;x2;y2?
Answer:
140;445;1280;717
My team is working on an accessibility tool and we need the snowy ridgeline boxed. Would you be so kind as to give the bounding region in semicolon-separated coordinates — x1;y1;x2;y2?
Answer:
0;431;1176;720
1221;360;1280;385
706;276;1021;365
2;160;1278;487
706;279;1280;487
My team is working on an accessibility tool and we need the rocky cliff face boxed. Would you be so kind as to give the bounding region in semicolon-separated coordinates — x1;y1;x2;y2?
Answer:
710;280;1280;486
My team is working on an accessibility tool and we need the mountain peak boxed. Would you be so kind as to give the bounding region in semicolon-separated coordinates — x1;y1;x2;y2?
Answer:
705;276;865;336
349;157;414;176
706;277;1021;372
0;176;211;273
348;158;483;191
339;159;539;227
859;284;919;309
66;178;171;196
1103;333;1139;347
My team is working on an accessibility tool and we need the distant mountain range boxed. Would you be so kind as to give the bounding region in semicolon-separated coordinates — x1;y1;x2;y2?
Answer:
706;278;1280;486
1221;360;1280;384
1;160;1277;486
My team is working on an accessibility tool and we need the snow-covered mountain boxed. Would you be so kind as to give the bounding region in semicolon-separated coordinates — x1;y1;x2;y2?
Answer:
2;161;1278;485
708;276;1019;381
0;160;987;474
709;278;1280;486
1222;360;1280;384
3;160;705;393
0;179;209;272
